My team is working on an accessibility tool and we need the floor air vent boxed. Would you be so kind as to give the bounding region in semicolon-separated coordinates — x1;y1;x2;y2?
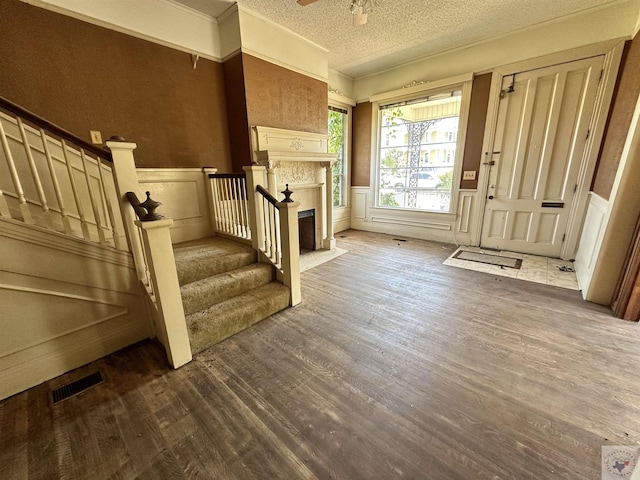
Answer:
51;370;104;404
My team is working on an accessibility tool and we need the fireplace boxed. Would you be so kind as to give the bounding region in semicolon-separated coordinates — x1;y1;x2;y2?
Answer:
298;209;316;252
251;126;338;251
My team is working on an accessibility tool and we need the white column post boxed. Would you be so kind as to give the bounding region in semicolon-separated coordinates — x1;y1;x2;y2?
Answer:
136;219;192;368
278;200;301;306
106;139;147;282
244;165;267;253
323;161;336;250
202;167;218;236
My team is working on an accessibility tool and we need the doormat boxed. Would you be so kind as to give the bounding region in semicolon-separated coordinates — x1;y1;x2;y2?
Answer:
453;250;522;269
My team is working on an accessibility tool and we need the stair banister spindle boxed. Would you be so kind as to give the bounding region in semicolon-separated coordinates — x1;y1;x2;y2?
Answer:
226;178;235;235
17;118;51;227
61;139;91;240
230;177;239;236
40;129;72;234
262;197;270;256
220;178;229;234
0;118;33;222
80;149;107;245
0;130;12;217
232;177;242;236
96;160;126;250
241;180;250;238
269;202;277;262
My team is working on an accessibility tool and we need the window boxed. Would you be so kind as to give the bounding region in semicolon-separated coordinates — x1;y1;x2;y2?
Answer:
377;88;463;212
328;105;348;207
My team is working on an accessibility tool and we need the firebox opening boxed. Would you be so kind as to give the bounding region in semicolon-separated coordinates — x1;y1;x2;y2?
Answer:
298;209;316;253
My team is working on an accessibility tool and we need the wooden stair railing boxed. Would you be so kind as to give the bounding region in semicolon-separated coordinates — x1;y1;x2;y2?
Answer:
207;172;251;241
243;165;301;306
0;96;126;250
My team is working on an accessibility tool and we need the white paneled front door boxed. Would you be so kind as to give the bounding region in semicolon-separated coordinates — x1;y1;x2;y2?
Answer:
480;56;604;258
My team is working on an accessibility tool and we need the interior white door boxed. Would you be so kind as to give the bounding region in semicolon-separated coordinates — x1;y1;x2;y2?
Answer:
480;56;604;258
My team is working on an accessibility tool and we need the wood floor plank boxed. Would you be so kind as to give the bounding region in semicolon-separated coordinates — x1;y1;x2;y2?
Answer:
3;230;640;479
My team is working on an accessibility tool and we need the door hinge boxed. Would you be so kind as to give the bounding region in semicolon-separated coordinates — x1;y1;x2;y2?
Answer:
562;233;566;242
586;128;590;140
599;69;604;83
573;184;578;193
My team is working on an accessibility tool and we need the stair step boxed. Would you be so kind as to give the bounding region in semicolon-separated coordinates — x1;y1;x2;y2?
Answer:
186;282;290;355
181;263;275;316
173;237;257;286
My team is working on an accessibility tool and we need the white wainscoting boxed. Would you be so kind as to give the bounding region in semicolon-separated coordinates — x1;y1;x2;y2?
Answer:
350;186;480;245
334;206;351;234
0;218;152;400
575;193;609;298
136;168;213;244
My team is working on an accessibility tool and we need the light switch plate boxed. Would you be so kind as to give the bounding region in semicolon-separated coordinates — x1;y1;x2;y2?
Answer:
463;170;477;181
90;130;103;145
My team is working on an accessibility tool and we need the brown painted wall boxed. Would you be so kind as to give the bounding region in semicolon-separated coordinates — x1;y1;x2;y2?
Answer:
460;73;492;190
592;37;640;199
223;53;251;172
0;0;231;170
242;54;328;136
352;102;373;187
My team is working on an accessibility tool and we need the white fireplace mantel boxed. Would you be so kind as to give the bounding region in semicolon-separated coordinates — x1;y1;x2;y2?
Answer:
251;126;337;250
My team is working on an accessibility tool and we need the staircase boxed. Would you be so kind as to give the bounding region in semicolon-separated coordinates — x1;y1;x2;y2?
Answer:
174;236;290;355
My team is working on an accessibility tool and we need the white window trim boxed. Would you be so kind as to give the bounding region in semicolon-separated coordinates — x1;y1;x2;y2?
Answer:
329;92;354;210
370;73;474;215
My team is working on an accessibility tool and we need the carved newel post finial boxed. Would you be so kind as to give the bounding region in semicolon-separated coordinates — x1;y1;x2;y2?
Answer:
139;191;164;221
281;184;294;203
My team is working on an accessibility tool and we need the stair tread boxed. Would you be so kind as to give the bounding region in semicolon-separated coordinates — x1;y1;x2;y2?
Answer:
186;281;290;354
173;236;257;285
181;263;275;316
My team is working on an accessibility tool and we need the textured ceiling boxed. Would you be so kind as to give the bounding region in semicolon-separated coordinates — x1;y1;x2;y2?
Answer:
175;0;622;78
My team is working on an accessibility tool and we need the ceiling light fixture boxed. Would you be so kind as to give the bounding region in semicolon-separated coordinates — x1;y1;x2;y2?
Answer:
349;0;377;27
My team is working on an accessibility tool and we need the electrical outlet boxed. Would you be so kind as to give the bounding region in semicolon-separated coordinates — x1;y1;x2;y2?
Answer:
90;130;103;145
463;170;477;181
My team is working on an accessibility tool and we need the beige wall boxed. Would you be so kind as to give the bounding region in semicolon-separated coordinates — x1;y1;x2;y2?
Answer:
0;0;232;170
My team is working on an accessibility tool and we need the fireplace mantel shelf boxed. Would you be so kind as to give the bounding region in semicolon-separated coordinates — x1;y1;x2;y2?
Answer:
257;150;337;164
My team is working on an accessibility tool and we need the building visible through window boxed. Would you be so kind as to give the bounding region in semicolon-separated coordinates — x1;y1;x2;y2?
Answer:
378;90;462;212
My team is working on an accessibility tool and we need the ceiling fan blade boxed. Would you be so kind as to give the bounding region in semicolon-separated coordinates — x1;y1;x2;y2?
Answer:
297;0;320;5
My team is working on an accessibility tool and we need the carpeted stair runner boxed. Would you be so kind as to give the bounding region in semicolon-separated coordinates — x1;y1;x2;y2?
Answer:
173;236;290;355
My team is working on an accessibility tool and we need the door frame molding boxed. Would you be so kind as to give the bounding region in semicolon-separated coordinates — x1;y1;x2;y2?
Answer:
473;39;626;259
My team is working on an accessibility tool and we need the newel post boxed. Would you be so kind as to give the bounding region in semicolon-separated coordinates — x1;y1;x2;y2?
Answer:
135;218;192;368
243;165;267;252
202;167;218;235
323;161;336;249
106;138;147;282
278;186;301;306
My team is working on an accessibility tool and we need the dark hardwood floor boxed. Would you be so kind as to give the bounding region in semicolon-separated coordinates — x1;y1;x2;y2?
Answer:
2;230;640;479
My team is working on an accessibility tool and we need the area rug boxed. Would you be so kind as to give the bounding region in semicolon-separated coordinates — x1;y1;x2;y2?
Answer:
453;250;522;269
300;247;348;272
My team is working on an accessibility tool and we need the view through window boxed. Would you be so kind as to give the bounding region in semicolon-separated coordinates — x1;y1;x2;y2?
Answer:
328;106;347;207
378;90;462;212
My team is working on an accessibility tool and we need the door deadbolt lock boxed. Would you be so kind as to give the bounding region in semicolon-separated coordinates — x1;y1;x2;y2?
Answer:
488;195;494;200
